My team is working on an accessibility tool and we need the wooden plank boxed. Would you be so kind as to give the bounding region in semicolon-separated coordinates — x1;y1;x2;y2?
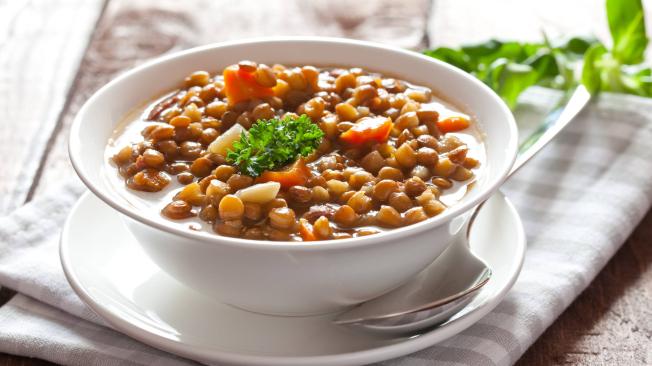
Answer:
31;0;430;197
0;0;104;214
0;356;55;366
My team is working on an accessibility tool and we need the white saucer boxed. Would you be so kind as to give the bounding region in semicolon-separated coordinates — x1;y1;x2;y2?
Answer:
60;191;525;366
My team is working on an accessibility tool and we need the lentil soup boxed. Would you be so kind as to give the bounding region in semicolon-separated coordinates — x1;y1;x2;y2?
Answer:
106;61;485;241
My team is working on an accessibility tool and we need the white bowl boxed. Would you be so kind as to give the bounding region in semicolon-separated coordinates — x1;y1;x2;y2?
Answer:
69;37;517;316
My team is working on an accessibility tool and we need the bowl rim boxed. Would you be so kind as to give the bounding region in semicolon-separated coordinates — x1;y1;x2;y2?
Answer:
69;36;518;251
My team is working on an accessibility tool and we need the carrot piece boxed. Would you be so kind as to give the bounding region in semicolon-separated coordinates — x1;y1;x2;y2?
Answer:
298;218;317;241
436;116;470;133
223;65;274;105
340;116;393;145
257;158;311;188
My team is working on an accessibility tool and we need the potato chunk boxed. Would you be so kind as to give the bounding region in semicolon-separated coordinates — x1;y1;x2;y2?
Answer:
207;123;246;155
235;182;281;203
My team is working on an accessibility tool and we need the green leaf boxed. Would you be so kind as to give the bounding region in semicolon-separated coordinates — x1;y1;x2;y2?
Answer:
461;40;531;73
486;59;540;108
581;43;608;94
226;114;324;177
525;50;559;79
422;0;652;106
556;37;599;56
607;0;648;64
423;39;578;108
621;65;652;96
422;47;472;72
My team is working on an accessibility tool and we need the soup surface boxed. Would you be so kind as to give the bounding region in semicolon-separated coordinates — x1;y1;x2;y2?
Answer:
107;61;485;241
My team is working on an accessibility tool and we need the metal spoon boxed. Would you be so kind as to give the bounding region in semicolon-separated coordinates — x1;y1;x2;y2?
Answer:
334;86;591;334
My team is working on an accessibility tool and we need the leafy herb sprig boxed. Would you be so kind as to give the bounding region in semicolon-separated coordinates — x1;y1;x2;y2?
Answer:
423;0;650;108
226;114;324;177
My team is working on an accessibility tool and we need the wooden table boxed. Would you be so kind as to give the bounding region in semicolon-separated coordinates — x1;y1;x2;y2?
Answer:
1;0;650;364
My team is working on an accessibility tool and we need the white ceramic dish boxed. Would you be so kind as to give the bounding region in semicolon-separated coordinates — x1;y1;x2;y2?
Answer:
60;191;525;366
69;37;518;315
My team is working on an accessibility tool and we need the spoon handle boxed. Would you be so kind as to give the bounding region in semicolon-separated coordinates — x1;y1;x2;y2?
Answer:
467;85;591;238
509;85;592;178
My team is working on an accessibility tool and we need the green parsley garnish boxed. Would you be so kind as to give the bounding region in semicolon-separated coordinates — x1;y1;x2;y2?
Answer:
226;114;324;177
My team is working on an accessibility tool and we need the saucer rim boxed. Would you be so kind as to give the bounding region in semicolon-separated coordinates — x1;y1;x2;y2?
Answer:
60;191;526;366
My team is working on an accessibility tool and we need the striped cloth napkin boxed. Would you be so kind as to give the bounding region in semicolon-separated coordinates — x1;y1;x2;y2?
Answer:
1;88;651;366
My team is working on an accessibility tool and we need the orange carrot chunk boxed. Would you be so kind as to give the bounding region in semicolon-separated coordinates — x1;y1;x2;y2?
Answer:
340;116;393;144
257;158;311;188
298;218;317;241
436;116;470;133
223;65;274;105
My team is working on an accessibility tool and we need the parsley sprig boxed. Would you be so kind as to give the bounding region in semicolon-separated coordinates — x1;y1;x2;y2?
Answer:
226;114;324;177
